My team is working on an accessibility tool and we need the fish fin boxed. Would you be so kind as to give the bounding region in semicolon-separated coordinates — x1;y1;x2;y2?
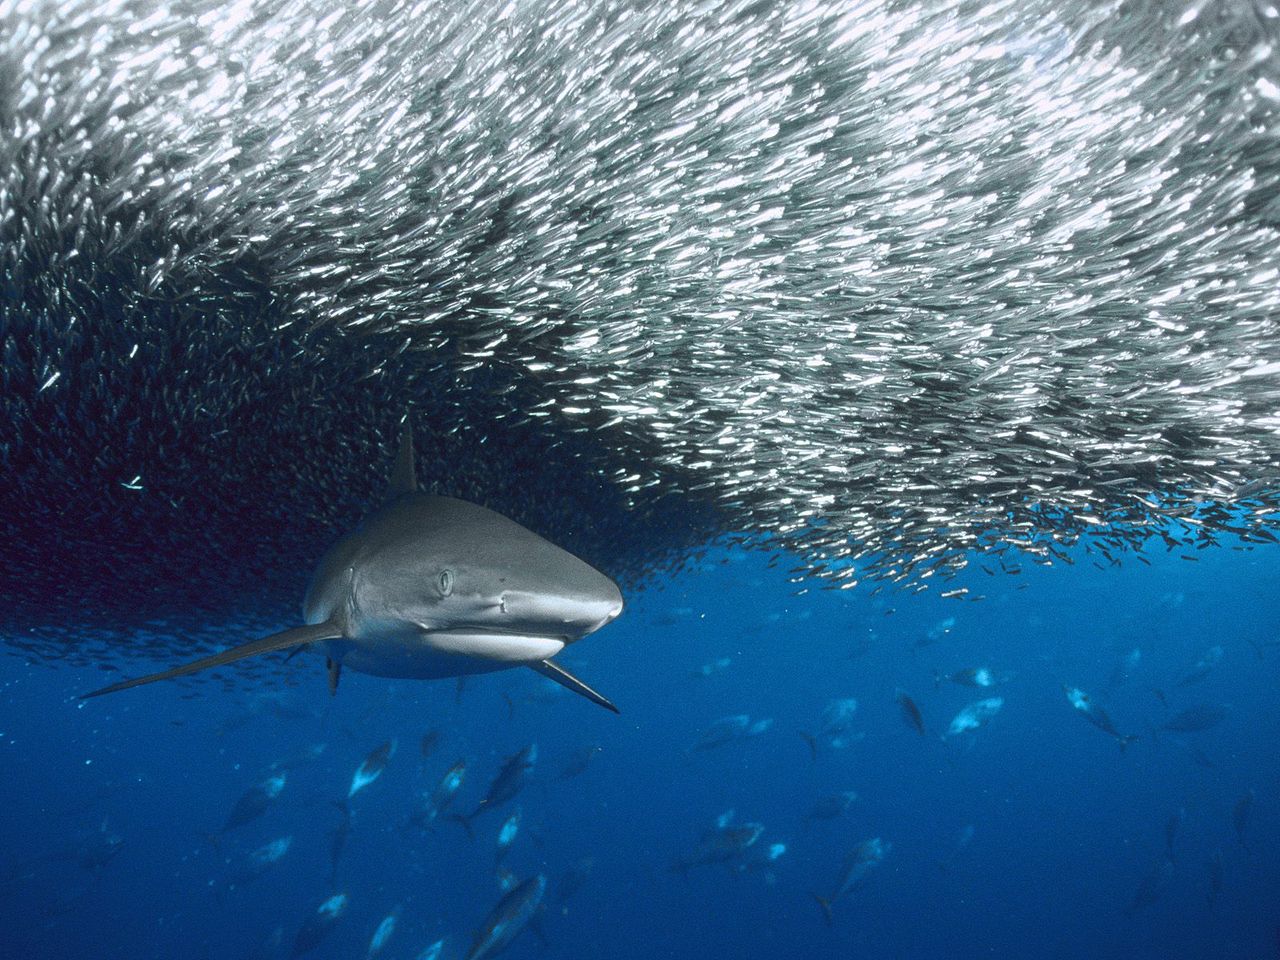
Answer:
528;660;620;714
80;623;343;699
529;914;550;946
448;813;476;841
800;731;818;761
502;692;516;720
327;658;342;696
811;892;833;926
386;412;416;501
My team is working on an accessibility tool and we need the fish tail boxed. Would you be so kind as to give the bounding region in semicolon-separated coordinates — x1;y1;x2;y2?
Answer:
811;892;834;926
201;831;222;858
1118;734;1138;753
800;732;818;761
449;813;476;841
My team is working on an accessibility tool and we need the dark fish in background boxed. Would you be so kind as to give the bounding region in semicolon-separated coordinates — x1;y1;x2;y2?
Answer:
555;857;595;905
1063;686;1138;752
805;792;858;823
1124;859;1174;918
1160;704;1227;734
812;837;891;925
291;893;349;958
1176;645;1223;686
458;745;537;828
1233;789;1254;849
1106;648;1142;690
328;802;351;885
937;824;975;875
465;874;546;960
915;617;956;648
800;698;860;757
420;729;442;759
689;657;732;678
349;741;396;798
895;690;926;736
1163;808;1184;864
557;745;602;780
695;715;772;751
228;836;293;891
414;760;467;828
245;925;285;960
221;773;287;835
675;813;765;874
1207;848;1224;912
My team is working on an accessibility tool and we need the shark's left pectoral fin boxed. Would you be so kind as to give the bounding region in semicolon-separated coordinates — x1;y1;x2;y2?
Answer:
529;659;620;714
80;622;343;699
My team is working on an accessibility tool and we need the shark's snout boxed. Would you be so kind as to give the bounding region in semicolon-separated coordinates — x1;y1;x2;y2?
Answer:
500;576;623;641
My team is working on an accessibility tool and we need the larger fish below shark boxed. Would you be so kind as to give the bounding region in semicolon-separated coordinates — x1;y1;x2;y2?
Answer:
81;419;624;712
4;0;1280;674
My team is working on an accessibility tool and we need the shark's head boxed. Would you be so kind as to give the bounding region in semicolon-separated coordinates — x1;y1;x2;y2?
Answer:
392;494;624;643
310;493;624;668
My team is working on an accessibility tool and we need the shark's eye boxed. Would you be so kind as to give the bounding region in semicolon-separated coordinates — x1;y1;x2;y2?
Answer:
437;569;454;597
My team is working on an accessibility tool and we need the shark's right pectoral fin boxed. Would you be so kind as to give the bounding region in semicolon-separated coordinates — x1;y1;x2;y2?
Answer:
80;622;343;699
529;659;620;714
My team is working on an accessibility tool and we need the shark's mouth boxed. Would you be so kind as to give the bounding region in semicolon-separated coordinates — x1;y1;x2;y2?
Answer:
419;629;567;664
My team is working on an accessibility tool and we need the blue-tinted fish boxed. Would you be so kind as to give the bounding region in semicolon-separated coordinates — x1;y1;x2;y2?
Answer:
895;690;926;736
416;940;445;960
1233;789;1254;849
328;802;351;886
812;837;891;924
458;745;537;832
557;744;601;780
1124;859;1173;917
1207;848;1224;911
676;811;765;873
228;836;293;890
935;666;1010;689
291;893;348;958
465;874;546;960
349;741;396;798
366;906;400;960
801;698;860;757
1176;645;1223;686
414;760;468;828
1064;686;1137;751
693;715;772;751
804;791;858;823
221;773;287;835
494;808;521;864
945;698;1004;738
1160;704;1227;733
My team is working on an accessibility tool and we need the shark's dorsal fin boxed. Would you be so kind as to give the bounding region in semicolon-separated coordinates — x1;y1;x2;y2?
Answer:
80;622;342;699
386;414;417;502
530;659;620;714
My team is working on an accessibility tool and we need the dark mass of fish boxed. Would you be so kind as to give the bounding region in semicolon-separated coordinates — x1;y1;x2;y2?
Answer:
5;0;1280;679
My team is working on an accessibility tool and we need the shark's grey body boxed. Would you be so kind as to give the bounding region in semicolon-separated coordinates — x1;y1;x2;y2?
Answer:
82;421;624;711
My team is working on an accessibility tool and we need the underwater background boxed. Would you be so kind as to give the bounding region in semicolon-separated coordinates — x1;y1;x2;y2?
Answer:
2;538;1276;959
4;0;1280;957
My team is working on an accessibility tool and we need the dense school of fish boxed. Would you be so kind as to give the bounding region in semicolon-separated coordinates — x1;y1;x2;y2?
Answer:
4;0;1280;672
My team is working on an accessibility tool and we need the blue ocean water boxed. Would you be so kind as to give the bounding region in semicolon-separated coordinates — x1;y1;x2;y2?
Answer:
1;539;1276;960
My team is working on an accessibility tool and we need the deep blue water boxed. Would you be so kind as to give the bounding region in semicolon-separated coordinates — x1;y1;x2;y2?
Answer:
2;540;1276;960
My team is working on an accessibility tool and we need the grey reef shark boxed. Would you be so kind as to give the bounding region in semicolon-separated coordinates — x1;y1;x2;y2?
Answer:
82;418;625;712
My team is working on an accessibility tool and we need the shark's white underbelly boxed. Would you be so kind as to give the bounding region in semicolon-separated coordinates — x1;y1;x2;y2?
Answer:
322;631;566;680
